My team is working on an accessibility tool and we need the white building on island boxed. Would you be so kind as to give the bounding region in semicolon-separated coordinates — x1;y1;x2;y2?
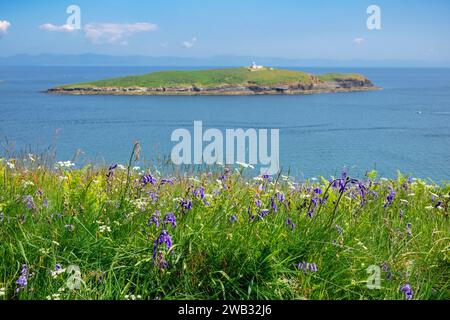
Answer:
249;61;264;71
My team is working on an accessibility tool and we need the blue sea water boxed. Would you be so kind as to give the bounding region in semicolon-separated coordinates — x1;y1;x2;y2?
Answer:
0;66;449;181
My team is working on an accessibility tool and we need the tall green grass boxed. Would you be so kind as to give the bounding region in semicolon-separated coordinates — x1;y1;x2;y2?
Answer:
0;149;448;300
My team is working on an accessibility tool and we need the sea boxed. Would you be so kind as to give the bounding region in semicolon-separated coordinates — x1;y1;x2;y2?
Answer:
1;66;449;181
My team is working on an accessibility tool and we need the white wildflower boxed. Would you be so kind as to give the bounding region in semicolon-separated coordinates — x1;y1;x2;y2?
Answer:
6;161;15;170
99;225;111;233
55;161;75;170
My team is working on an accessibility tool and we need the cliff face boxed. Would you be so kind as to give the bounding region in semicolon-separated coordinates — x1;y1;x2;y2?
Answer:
47;78;376;95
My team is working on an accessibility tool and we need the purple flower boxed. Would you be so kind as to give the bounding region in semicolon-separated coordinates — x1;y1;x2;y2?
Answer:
230;215;237;223
285;219;295;231
142;174;156;185
148;211;161;228
106;164;117;178
153;230;173;260
262;174;271;180
160;178;175;185
297;262;318;273
313;187;322;195
271;198;278;212
255;199;262;207
43;199;49;208
276;192;285;202
335;225;343;235
258;209;270;219
193;186;205;200
401;283;414;300
149;192;158;203
180;199;193;212
384;189;396;207
23;195;36;210
163;212;177;228
434;201;443;209
16;264;28;292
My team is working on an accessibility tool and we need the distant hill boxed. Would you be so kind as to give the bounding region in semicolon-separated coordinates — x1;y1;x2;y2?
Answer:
1;54;448;67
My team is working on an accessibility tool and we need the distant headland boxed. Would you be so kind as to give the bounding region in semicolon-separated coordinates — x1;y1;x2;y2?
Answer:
48;63;378;96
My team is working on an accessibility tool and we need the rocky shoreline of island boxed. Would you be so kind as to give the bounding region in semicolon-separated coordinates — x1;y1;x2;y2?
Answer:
47;78;377;96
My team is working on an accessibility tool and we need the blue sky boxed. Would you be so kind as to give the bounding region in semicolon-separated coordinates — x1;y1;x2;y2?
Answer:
0;0;449;62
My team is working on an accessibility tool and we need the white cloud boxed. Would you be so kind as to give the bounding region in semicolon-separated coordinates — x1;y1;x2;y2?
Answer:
84;22;158;45
353;37;365;45
39;23;78;33
0;20;11;34
182;37;197;49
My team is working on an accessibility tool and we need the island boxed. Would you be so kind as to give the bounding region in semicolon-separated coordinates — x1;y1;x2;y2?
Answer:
48;63;378;96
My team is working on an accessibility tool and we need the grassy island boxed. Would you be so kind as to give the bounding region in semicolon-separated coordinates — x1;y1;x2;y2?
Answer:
48;67;377;95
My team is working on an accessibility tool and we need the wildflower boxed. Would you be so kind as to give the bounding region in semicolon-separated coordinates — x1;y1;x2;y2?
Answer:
270;197;278;212
46;293;61;300
106;163;117;178
142;173;156;185
193;186;205;200
275;192;285;202
335;225;343;235
180;199;193;212
16;264;28;292
229;215;237;223
6;161;15;170
149;192;158;203
384;189;396;207
99;225;112;233
55;161;75;170
163;212;177;228
148;211;161;228
285;219;295;231
154;251;169;270
405;223;412;237
117;164;127;170
297;262;318;273
50;264;66;278
258;209;270;219
255;199;262;207
43;199;49;208
400;283;414;300
434;201;443;209
23;195;36;210
125;294;142;300
313;187;322;195
160;178;175;185
64;224;75;232
153;230;173;260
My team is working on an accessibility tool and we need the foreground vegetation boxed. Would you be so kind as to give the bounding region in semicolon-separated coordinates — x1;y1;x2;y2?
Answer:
0;150;449;300
59;67;367;89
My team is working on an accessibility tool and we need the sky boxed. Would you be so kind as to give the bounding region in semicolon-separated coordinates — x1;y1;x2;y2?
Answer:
0;0;449;63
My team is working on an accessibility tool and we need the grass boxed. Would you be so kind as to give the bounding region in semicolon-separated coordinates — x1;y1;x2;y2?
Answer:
60;68;367;89
0;148;448;300
317;73;368;82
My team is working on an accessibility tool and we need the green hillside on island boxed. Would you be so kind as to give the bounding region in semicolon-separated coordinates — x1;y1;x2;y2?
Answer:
49;66;376;95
